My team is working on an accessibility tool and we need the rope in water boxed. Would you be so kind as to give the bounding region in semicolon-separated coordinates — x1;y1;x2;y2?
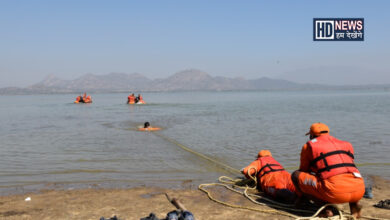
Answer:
153;132;240;174
144;130;386;220
151;132;339;219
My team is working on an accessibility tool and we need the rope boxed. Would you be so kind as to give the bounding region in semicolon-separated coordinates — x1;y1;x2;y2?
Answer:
218;175;298;209
153;132;240;174
142;130;386;220
199;175;387;220
199;176;359;220
198;181;298;218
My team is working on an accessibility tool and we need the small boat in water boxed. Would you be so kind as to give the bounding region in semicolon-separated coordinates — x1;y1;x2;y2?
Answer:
74;93;92;103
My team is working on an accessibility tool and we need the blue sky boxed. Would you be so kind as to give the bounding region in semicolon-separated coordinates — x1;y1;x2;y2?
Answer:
1;0;389;87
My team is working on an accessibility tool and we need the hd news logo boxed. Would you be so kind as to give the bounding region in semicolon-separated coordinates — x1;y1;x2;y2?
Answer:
313;18;364;41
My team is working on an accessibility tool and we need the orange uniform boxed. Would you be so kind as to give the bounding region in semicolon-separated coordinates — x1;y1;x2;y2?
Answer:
296;124;365;204
243;150;295;198
128;95;135;104
82;95;91;103
136;94;145;104
75;95;92;103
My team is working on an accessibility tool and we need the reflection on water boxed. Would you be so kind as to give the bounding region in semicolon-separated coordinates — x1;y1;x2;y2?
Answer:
0;90;389;194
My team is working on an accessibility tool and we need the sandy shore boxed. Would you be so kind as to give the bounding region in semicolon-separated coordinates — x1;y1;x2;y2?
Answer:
0;176;389;220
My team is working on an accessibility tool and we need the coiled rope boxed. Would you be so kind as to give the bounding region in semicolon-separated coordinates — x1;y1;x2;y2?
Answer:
146;130;386;220
199;176;354;219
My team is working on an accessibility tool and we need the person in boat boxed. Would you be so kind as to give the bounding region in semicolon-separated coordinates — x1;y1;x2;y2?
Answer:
136;94;145;104
291;123;365;218
242;150;296;203
84;93;92;103
76;95;84;103
127;93;136;104
80;93;91;103
144;121;150;129
75;93;92;103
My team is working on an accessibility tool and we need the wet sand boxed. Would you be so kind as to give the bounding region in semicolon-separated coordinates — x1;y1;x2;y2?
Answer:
0;176;389;220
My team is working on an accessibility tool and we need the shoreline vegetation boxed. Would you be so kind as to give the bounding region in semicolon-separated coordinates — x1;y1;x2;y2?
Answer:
0;176;389;219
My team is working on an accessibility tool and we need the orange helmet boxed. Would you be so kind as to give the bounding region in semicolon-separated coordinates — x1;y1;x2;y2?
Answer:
306;122;330;136
257;150;272;158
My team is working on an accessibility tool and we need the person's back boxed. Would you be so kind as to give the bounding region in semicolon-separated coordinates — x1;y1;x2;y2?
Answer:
242;150;296;202
292;123;364;218
308;134;359;180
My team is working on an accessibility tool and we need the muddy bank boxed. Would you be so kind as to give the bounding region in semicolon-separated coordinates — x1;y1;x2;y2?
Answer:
0;176;389;220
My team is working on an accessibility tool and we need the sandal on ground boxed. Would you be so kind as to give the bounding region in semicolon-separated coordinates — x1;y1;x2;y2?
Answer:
373;199;390;209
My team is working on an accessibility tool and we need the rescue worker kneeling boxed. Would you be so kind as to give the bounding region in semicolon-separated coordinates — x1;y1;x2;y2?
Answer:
292;123;365;218
242;150;296;203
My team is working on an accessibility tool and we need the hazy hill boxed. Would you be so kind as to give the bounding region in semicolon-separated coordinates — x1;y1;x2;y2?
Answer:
151;69;253;91
251;77;302;90
29;72;151;92
25;69;309;93
1;69;389;94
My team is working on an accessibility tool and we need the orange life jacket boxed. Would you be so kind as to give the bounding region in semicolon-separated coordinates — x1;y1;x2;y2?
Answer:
257;156;285;180
308;134;359;180
128;95;135;103
138;127;161;131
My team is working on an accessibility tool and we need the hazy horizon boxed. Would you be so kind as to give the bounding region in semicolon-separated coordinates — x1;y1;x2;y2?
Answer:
10;67;390;88
1;1;390;87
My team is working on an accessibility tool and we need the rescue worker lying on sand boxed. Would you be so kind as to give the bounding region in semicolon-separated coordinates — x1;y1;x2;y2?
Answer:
242;150;296;203
292;123;365;218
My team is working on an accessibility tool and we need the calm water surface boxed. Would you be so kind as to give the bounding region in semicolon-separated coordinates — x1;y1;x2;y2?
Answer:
0;90;389;194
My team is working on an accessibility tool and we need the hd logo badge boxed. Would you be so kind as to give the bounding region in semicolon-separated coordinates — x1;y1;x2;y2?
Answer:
313;18;364;41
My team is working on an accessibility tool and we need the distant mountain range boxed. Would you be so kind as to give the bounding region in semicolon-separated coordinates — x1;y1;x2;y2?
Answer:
0;69;389;94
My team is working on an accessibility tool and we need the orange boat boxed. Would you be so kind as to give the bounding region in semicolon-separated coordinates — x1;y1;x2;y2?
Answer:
74;95;92;103
127;94;146;104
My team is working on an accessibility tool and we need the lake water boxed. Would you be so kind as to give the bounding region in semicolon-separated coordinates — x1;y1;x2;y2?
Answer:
0;90;389;194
